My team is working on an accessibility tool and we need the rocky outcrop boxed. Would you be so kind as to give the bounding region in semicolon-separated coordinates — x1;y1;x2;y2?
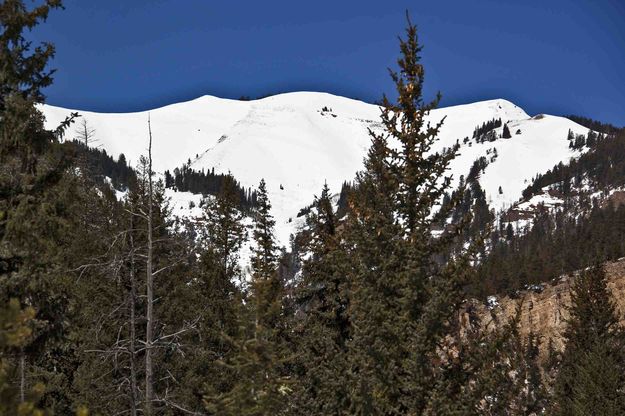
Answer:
463;258;625;359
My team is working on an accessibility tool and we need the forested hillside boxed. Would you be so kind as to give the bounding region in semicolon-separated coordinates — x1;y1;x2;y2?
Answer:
2;2;624;415
476;125;625;297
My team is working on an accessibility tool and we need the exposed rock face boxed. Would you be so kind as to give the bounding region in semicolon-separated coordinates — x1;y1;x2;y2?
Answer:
464;258;625;359
606;190;625;208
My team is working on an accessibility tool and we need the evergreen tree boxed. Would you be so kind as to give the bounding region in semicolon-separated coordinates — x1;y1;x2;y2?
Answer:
205;179;290;415
426;310;547;415
177;219;240;413
0;299;42;414
147;174;251;415
0;1;81;411
69;177;140;414
166;163;257;211
291;183;352;414
343;102;404;414
522;331;547;414
502;123;511;139
0;0;66;167
552;265;625;415
201;175;247;286
251;179;277;277
343;15;476;414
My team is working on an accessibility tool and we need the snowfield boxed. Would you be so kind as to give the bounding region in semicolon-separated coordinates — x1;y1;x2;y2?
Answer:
41;92;591;247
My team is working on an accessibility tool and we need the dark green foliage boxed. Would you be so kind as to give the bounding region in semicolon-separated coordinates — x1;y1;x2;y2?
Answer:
567;128;597;151
0;0;65;168
502;123;511;139
439;157;494;248
473;118;502;143
565;114;623;136
552;265;625;415
201;174;248;285
68;175;140;413
204;179;290;416
524;128;622;200
475;127;625;296
165;163;257;211
522;332;548;414
477;200;625;297
4;3;625;414
251;179;278;277
340;15;481;414
291;183;352;414
343;124;406;413
335;180;353;218
196;175;250;414
67;140;135;190
467;156;488;182
0;1;84;412
426;311;546;415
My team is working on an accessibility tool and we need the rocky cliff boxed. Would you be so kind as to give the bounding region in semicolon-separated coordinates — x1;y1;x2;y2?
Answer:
464;258;625;358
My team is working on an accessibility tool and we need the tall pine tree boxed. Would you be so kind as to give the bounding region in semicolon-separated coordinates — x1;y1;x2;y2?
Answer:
205;179;290;415
344;14;476;414
201;175;247;286
291;183;352;414
0;1;81;411
552;265;625;415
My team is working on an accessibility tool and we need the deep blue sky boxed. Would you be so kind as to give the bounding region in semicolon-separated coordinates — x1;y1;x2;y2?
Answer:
32;0;625;125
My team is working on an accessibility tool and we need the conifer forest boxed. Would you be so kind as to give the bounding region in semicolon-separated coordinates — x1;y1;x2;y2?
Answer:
2;1;625;415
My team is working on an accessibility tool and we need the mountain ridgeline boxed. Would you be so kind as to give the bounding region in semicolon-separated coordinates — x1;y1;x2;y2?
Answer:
4;2;625;414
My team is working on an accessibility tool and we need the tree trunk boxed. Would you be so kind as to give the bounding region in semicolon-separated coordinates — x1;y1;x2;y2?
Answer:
19;350;25;403
129;215;138;416
145;115;154;415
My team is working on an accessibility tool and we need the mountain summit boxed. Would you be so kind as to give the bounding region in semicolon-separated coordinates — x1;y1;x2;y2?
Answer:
42;92;591;245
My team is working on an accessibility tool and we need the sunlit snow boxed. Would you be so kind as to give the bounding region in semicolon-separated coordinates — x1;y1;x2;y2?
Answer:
42;92;591;247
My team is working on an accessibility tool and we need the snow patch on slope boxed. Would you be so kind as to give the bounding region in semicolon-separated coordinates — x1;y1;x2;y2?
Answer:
42;92;592;247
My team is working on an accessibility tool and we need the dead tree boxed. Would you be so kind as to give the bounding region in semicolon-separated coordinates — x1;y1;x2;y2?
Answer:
129;213;138;416
145;114;155;416
75;117;97;148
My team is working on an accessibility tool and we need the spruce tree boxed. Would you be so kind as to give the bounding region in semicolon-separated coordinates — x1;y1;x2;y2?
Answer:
201;175;247;286
0;1;81;411
502;123;511;138
343;113;404;414
552;265;625;415
195;175;250;414
205;179;290;415
0;0;64;167
291;183;352;414
177;225;240;413
251;179;277;277
69;178;140;414
0;299;41;414
522;331;547;414
423;302;549;416
343;14;475;414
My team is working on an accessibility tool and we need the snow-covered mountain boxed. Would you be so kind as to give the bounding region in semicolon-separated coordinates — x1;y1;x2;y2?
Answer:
41;92;592;246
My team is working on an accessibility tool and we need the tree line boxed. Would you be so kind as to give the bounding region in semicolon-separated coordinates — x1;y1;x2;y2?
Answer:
2;3;625;415
68;139;135;191
523;127;625;200
473;118;501;143
164;163;258;212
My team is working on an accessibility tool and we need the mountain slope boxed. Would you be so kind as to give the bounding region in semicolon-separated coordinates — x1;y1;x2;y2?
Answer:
41;92;592;245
